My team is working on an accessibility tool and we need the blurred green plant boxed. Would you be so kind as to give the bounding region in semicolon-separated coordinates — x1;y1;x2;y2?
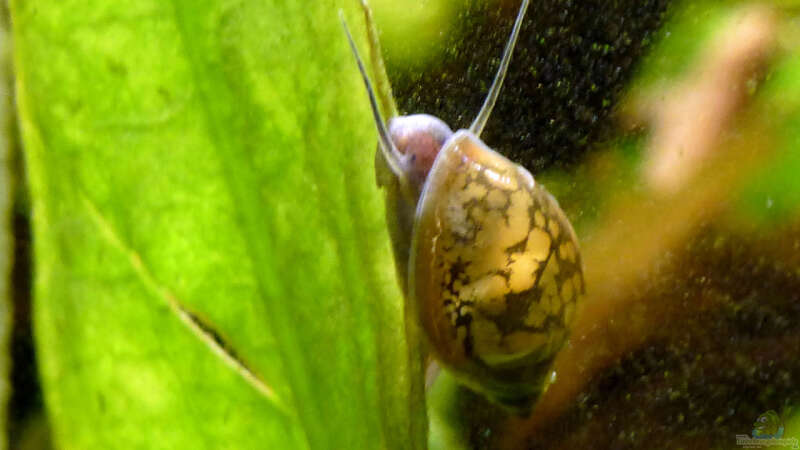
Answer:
370;0;456;70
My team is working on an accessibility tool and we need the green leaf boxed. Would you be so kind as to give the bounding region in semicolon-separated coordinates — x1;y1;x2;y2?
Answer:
11;0;425;448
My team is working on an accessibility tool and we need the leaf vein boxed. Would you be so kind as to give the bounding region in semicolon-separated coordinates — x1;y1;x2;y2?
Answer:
79;194;294;418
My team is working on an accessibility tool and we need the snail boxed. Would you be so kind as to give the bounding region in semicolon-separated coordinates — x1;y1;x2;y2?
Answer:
342;0;583;413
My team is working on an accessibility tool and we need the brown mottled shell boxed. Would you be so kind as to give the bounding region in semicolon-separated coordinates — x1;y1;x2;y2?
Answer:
410;130;584;410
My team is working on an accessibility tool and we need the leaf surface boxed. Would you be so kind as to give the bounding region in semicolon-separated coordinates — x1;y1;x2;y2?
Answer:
11;0;424;447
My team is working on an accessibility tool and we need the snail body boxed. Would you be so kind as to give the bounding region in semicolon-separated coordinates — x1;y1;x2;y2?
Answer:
342;0;583;412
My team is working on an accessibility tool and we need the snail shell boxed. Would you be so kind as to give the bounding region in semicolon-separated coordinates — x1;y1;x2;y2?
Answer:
411;129;583;410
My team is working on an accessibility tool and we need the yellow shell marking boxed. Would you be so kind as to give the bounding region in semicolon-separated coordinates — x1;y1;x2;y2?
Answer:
412;131;584;396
